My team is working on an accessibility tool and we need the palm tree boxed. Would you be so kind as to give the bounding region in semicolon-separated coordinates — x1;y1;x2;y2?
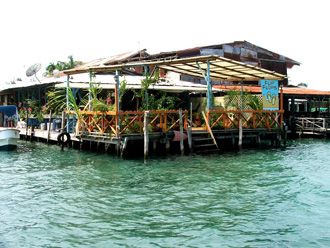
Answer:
43;55;83;77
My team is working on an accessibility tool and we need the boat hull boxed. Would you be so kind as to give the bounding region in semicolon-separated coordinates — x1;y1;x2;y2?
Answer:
0;129;20;151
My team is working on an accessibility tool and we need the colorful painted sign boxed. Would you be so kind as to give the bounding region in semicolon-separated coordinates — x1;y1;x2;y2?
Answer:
260;80;279;110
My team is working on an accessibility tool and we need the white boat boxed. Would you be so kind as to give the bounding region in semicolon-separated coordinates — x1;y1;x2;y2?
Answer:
0;105;20;151
0;128;20;151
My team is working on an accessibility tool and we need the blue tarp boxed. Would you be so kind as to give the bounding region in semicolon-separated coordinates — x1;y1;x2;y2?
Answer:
0;105;18;127
0;105;18;121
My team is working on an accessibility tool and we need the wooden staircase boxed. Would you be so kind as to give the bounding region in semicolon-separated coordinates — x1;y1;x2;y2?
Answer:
191;112;220;153
192;133;219;153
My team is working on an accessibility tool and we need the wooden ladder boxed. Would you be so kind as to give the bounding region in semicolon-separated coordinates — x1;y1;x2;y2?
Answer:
190;111;219;153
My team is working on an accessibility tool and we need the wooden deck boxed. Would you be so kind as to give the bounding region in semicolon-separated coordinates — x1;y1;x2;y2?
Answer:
1;108;287;157
5;125;286;157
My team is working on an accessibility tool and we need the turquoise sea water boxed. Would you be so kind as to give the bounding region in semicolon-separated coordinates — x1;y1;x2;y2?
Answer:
1;139;330;247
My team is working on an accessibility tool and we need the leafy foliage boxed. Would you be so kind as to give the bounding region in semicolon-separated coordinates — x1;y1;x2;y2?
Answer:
224;86;263;110
43;55;83;77
132;70;182;110
89;83;114;113
46;87;67;114
143;91;182;111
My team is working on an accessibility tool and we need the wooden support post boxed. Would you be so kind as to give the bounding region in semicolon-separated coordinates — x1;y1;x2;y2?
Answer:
115;84;119;135
202;111;219;149
61;111;65;132
25;108;29;140
257;135;261;147
152;140;157;155
187;123;193;153
238;117;243;150
280;85;283;126
121;137;128;157
179;108;184;155
144;111;149;161
283;126;287;145
190;102;193;126
277;132;282;147
47;110;52;143
166;141;170;153
30;124;35;141
271;135;274;146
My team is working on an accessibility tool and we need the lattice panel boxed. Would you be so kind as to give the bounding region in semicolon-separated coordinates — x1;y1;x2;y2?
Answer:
224;95;263;110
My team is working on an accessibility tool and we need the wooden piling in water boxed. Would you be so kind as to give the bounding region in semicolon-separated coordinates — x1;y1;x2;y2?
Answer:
61;111;65;132
187;123;192;153
25;108;29;140
238;118;243;150
47;110;52;144
144;111;149;161
179;108;184;155
121;137;128;157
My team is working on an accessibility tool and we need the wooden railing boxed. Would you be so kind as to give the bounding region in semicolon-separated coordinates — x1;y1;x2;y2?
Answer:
296;117;330;131
69;110;188;136
66;109;283;136
207;110;284;131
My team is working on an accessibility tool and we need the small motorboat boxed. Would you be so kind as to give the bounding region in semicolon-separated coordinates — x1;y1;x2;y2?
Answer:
0;105;20;151
0;128;20;150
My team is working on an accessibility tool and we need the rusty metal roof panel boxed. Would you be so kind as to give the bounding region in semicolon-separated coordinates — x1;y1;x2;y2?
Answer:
201;40;301;66
68;55;287;81
213;85;330;96
66;50;148;73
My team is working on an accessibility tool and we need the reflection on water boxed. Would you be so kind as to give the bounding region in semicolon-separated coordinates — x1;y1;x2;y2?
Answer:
1;139;330;247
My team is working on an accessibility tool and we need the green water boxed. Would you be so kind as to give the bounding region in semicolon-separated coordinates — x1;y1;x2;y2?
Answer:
1;139;330;248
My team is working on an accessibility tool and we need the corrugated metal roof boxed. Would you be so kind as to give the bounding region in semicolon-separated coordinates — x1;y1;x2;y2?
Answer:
67;50;148;73
54;74;208;93
201;41;300;66
213;85;330;96
65;55;287;81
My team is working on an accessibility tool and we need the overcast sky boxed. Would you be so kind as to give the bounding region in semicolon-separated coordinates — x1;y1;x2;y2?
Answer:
1;0;329;90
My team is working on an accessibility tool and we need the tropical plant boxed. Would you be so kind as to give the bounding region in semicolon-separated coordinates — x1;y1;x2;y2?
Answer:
87;83;114;113
245;94;263;110
223;87;262;111
132;70;183;111
43;55;83;77
46;87;67;114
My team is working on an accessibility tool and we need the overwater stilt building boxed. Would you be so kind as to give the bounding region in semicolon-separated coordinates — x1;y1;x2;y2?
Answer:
2;41;330;156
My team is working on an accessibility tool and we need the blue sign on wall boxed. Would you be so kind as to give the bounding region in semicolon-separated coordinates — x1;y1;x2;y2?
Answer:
260;80;279;110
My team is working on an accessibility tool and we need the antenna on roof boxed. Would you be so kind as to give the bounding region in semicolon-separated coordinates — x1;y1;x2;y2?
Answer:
26;63;42;83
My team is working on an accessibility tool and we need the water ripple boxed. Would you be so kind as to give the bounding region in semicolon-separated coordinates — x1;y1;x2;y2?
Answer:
1;140;330;247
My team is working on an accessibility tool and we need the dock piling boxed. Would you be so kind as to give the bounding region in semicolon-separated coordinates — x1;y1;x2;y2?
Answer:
121;137;128;157
47;110;52;144
144;111;149;161
179;108;184;155
187;123;192;153
238;118;243;150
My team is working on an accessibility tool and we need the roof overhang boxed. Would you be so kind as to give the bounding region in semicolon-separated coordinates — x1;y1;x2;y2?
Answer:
54;75;210;93
213;85;330;97
64;55;287;82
